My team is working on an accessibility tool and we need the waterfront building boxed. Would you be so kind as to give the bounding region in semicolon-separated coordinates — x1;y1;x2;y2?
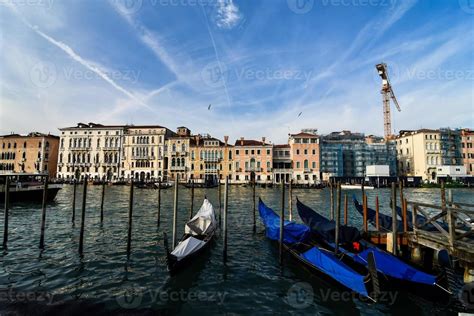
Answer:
288;130;320;184
272;144;292;184
189;135;233;184
461;128;474;176
233;137;273;184
0;132;59;178
122;126;174;181
319;143;343;181
396;128;463;182
166;127;193;182
57;123;125;180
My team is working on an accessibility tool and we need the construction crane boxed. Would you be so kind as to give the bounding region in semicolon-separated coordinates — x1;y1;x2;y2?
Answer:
376;63;401;139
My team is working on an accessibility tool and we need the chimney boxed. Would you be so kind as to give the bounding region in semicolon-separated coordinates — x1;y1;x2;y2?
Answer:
224;136;229;145
240;137;244;146
262;137;266;145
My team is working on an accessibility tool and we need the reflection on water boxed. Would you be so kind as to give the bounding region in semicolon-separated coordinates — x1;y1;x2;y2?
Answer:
0;185;472;315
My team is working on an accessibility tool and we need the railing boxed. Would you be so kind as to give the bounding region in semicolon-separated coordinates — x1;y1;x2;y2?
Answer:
408;200;474;248
202;157;221;162
273;168;293;173
170;166;186;171
70;147;92;151
245;167;262;172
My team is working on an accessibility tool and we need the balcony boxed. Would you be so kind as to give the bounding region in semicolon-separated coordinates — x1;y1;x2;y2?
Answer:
245;167;262;172
132;156;154;160
70;147;92;151
103;147;120;151
170;166;186;171
273;168;293;173
203;157;221;162
171;151;187;157
304;168;313;173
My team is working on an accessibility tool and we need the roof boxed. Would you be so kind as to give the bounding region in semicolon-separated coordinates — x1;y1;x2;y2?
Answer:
234;139;271;146
397;129;439;137
290;132;319;138
0;133;59;139
274;144;290;148
59;122;167;130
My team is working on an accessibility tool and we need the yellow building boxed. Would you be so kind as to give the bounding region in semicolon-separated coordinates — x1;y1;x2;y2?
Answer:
0;132;59;178
167;127;193;182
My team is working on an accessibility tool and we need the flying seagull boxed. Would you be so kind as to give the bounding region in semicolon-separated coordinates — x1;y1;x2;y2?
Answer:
298;112;302;117
208;104;212;110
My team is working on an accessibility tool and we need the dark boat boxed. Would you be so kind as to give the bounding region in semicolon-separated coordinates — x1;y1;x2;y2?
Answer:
258;199;379;301
154;182;173;190
183;178;218;189
352;195;404;232
163;198;217;274
0;174;62;203
297;198;450;296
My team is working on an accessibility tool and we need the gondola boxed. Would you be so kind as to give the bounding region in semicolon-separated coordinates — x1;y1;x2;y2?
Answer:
297;198;451;297
163;198;217;274
352;195;404;232
154;182;173;190
258;199;379;302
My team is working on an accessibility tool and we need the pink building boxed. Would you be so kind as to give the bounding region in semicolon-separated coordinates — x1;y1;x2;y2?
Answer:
233;137;273;184
289;131;320;184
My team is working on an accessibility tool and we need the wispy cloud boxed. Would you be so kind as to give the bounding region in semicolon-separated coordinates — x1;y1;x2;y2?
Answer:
214;0;243;29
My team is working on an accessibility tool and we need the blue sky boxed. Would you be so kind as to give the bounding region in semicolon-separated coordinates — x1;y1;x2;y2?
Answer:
1;0;473;143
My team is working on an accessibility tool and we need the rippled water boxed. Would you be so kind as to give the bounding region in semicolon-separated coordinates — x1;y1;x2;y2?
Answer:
0;185;473;315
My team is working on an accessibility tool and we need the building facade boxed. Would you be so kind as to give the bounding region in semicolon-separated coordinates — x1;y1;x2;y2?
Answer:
233;138;273;184
461;128;474;176
288;131;320;184
273;144;292;184
167;127;193;182
0;133;59;178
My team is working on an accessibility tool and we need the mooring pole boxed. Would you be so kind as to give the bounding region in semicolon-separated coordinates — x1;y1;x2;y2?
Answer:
127;180;134;256
344;193;348;225
190;180;194;219
223;176;229;262
3;176;10;248
253;179;256;233
448;188;453;207
363;194;368;232
72;179;77;223
100;181;105;223
157;178;161;227
441;181;446;210
289;179;293;221
335;183;341;254
403;198;408;232
79;177;87;255
218;175;222;227
39;175;49;249
279;181;285;265
329;181;334;220
391;182;398;256
172;175;179;250
375;195;380;231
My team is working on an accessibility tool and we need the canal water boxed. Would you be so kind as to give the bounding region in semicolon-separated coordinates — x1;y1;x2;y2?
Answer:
0;185;473;315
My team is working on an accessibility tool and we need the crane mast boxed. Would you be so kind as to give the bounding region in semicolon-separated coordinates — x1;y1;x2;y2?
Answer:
376;63;401;139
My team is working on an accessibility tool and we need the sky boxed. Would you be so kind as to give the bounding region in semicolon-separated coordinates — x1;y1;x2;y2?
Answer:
0;0;473;144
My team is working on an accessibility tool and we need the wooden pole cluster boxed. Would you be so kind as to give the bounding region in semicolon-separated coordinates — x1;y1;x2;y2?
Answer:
279;181;285;265
218;176;222;227
79;177;87;255
157;178;161;227
391;182;398;256
72;179;77;223
289;180;293;221
253;179;256;233
39;176;48;249
223;176;229;261
3;176;10;248
126;181;134;256
172;175;179;250
335;183;341;254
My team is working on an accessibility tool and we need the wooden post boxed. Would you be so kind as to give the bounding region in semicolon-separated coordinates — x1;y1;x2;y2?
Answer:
363;194;368;232
253;179;256;233
440;181;446;210
329;181;334;220
279;181;285;265
223;176;229;261
361;182;365;204
391;182;398;255
189;180;194;219
375;195;380;231
172;175;179;250
289;179;293;221
448;189;453;206
157;178;161;227
100;181;105;223
335;183;341;254
218;175;222;227
343;193;348;225
78;177;87;254
39;176;49;249
399;181;404;207
3;176;10;248
127;180;134;256
72;179;77;223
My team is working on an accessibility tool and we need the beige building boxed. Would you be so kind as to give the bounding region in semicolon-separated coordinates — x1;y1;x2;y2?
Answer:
167;127;193;182
233;137;273;184
122;125;174;181
289;131;320;184
0;133;59;178
461;128;474;176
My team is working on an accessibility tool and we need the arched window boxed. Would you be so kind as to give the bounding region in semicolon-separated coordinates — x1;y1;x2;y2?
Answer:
304;159;309;169
172;144;176;152
181;158;185;166
171;158;175;167
46;141;49;148
182;144;186;152
60;153;63;163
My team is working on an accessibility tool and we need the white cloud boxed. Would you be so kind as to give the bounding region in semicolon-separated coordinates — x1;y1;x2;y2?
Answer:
214;0;243;29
